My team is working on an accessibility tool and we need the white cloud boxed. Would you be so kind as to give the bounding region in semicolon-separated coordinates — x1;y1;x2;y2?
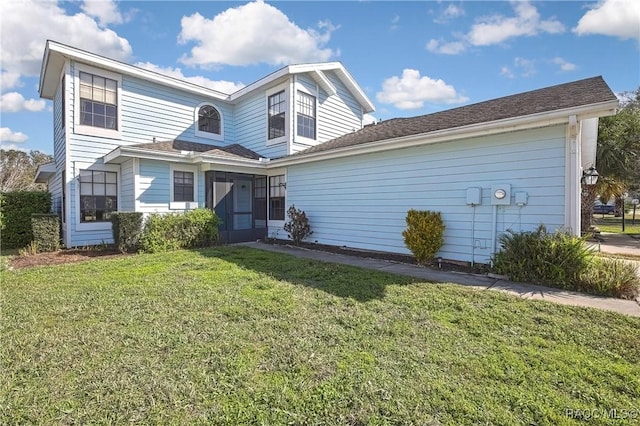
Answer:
363;113;378;125
81;0;123;27
390;14;400;31
376;69;468;110
426;39;466;55
552;57;577;72
178;1;336;68
500;66;515;79
0;127;28;143
0;0;132;82
467;1;565;46
0;92;47;112
134;62;245;94
501;57;536;78
434;4;465;24
574;0;640;41
1;71;22;91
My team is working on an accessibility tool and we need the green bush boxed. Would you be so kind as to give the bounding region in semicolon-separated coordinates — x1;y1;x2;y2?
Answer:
0;191;51;249
402;209;445;265
578;257;639;299
283;205;313;245
31;214;60;253
111;212;143;253
139;208;220;253
492;225;594;289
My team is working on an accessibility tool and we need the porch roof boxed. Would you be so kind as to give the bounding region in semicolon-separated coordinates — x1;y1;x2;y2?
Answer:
103;139;265;166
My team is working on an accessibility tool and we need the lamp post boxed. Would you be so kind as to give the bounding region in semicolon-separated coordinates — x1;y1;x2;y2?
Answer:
580;166;599;234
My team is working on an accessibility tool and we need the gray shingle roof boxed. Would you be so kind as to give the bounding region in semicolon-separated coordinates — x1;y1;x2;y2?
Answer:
299;76;616;156
131;140;262;161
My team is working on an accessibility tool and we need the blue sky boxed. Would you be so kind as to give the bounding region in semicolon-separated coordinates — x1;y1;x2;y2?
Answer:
1;0;638;155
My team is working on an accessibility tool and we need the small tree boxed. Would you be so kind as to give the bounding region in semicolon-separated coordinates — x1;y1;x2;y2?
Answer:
283;205;313;245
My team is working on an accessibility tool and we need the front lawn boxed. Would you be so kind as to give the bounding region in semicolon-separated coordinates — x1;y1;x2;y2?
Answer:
2;247;639;424
594;214;640;234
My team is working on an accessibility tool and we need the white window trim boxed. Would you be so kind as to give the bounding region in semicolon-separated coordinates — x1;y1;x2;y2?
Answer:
74;163;120;232
194;102;225;141
294;84;318;145
73;63;122;139
169;164;199;210
267;169;287;227
266;84;289;146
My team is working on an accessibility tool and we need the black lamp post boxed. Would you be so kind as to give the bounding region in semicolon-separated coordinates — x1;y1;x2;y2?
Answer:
581;166;599;186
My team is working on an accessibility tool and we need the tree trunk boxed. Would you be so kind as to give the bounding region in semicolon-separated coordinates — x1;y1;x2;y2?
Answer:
580;185;597;234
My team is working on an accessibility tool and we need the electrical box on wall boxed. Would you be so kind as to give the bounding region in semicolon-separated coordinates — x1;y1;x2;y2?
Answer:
466;187;482;205
515;191;528;206
490;184;511;205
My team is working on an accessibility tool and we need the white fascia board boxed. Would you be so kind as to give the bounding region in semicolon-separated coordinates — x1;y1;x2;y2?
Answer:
332;67;375;113
311;70;337;96
42;41;229;101
270;100;618;168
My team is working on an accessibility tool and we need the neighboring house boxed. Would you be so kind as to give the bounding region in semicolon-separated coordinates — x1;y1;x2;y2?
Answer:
36;40;618;264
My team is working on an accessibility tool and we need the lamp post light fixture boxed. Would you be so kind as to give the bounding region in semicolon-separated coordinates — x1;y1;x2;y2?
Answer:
581;166;599;186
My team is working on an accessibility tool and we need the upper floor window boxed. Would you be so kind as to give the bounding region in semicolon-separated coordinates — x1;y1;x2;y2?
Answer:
198;105;221;134
79;71;117;130
79;170;117;222
268;90;286;140
296;91;316;139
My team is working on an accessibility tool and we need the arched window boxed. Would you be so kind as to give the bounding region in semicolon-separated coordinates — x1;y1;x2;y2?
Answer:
198;105;221;134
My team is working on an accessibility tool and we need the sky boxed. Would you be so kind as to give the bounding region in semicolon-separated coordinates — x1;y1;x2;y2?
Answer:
1;0;639;155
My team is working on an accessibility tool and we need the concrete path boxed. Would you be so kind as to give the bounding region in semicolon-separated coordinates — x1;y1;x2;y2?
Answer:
239;241;640;318
590;232;640;256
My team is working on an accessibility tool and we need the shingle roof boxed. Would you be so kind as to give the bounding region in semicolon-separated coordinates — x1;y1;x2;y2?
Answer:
299;76;616;156
131;140;262;161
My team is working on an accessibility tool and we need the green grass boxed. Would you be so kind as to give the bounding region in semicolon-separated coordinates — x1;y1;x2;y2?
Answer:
2;247;639;425
593;214;640;234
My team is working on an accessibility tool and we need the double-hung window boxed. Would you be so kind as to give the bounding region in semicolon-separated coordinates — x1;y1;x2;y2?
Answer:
296;91;316;139
269;175;286;220
79;71;117;130
79;170;117;222
173;171;195;202
268;91;286;140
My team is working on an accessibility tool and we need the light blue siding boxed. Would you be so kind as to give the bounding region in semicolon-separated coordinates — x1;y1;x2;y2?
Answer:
317;70;363;141
50;78;65;218
286;125;567;264
234;91;289;158
139;160;170;210
120;158;135;211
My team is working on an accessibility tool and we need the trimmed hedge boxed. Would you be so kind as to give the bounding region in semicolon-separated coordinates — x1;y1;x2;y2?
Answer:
0;191;51;249
31;214;60;252
139;209;220;253
111;212;144;253
402;209;445;265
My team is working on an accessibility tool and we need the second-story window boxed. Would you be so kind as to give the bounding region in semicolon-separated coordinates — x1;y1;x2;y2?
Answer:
79;71;117;130
296;91;316;139
198;105;221;134
268;90;286;140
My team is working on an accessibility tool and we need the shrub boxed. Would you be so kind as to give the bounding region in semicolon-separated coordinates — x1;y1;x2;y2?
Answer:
111;212;143;253
0;191;51;249
139;208;220;253
492;225;594;289
402;209;445;265
578;258;639;299
283;205;313;245
31;214;60;253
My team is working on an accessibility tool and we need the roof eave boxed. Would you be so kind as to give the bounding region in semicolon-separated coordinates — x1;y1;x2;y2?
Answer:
34;162;56;183
271;100;618;167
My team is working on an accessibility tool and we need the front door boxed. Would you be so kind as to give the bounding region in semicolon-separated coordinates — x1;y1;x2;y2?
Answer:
207;172;267;243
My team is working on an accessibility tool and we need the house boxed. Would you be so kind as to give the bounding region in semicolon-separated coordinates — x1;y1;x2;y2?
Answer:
36;40;618;264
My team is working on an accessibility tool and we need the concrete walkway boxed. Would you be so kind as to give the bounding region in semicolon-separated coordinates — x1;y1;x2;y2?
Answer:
239;241;640;318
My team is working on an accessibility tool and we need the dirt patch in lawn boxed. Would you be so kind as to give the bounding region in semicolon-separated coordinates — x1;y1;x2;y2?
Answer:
8;248;129;269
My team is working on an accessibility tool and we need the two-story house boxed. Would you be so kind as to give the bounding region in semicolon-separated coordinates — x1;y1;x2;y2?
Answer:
36;40;618;264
